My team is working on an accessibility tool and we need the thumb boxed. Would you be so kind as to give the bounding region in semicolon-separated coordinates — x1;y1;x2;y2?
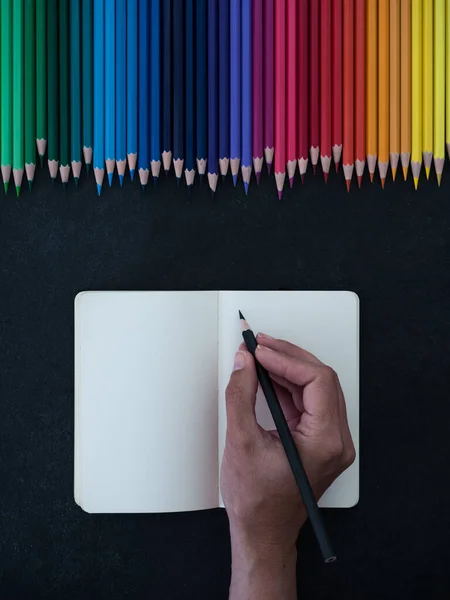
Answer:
225;350;259;443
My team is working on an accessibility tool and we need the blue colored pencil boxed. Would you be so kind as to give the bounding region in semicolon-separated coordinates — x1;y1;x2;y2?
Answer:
115;0;126;185
241;0;252;194
196;0;207;179
150;0;161;183
219;0;230;179
207;0;219;194
173;0;184;182
162;0;172;174
82;0;93;172
138;0;150;188
93;0;104;195
104;0;115;185
230;0;241;186
126;0;138;180
184;0;195;189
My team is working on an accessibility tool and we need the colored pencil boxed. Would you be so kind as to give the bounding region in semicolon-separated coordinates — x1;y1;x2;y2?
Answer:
150;0;161;183
320;0;331;182
116;0;127;185
82;0;93;171
173;0;184;181
196;0;207;179
366;0;377;181
126;0;137;179
219;0;230;179
434;0;445;184
400;0;411;180
241;0;252;193
355;0;365;187
309;0;320;172
274;0;286;198
13;0;25;195
332;0;342;171
36;0;47;164
263;0;274;173
25;0;36;189
104;0;115;185
389;0;400;182
378;0;389;188
138;0;149;189
447;0;450;160
343;0;354;191
59;0;70;186
93;0;104;195
252;0;263;183
162;0;172;174
185;0;195;188
70;0;82;185
422;0;433;178
286;0;297;185
411;0;423;189
297;0;308;181
230;0;241;185
208;0;219;194
1;0;12;192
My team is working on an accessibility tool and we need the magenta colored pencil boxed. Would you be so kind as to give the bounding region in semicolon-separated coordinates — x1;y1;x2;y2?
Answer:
263;0;274;173
252;0;263;183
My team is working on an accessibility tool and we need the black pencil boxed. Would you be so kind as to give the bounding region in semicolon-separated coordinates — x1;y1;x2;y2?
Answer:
239;311;336;564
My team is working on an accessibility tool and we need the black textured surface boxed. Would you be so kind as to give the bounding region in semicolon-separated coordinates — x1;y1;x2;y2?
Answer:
1;165;450;600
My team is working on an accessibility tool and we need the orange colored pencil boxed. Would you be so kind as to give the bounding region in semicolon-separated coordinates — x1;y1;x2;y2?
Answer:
389;0;400;181
355;0;365;187
274;0;286;199
286;0;297;185
332;0;343;171
343;0;354;191
366;0;377;181
400;0;411;180
378;0;389;188
320;0;332;181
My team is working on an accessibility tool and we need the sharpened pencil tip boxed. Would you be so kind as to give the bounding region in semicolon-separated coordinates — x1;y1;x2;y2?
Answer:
108;172;113;186
187;184;192;196
239;310;245;320
199;173;204;186
278;190;283;200
313;164;316;175
86;162;91;174
357;175;362;188
165;169;169;178
425;167;430;180
413;177;419;190
323;172;328;184
153;176;158;188
130;169;135;181
346;179;351;193
244;181;249;195
289;177;294;189
176;177;181;186
402;166;408;181
96;183;102;196
369;172;374;183
232;174;237;187
256;172;261;185
335;161;339;173
74;177;79;188
300;174;305;184
380;178;385;189
210;189;215;198
119;175;124;187
141;184;147;193
15;185;20;197
221;174;226;183
437;173;442;187
267;162;272;175
391;168;397;182
51;178;55;187
28;180;33;192
39;155;44;168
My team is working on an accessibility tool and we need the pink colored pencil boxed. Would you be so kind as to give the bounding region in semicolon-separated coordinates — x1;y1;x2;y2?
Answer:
252;0;264;183
320;0;332;181
274;0;286;198
286;0;297;186
343;0;355;191
297;0;309;181
332;0;343;170
309;0;320;172
263;0;274;173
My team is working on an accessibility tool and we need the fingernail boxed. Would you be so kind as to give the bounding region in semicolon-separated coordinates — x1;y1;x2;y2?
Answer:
233;351;246;371
256;344;272;352
257;332;274;340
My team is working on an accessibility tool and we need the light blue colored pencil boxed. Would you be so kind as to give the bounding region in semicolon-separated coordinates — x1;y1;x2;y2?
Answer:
104;0;115;185
126;0;137;180
116;0;126;185
93;0;104;195
150;0;161;183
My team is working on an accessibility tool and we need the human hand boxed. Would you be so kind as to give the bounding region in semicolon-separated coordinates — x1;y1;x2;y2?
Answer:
221;334;355;598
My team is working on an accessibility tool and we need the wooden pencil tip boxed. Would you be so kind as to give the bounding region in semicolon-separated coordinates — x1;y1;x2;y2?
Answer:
402;166;408;181
346;179;351;193
369;172;374;183
437;173;442;187
413;177;419;190
391;168;397;182
380;178;385;189
357;175;362;188
425;167;430;180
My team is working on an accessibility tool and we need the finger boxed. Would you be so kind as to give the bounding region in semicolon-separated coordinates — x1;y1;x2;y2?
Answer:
272;380;302;425
225;350;259;442
269;372;305;413
256;333;323;365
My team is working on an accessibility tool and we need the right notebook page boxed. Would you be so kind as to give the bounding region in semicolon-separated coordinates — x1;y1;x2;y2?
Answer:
217;291;359;508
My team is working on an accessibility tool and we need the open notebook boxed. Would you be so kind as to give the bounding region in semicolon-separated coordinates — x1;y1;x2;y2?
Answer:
75;291;359;513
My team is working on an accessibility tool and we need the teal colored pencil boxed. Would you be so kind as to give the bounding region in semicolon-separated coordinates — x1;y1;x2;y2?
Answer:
36;0;47;164
47;0;59;180
1;0;13;192
82;0;93;170
70;0;82;184
13;0;25;196
105;0;115;185
59;0;70;185
25;0;36;189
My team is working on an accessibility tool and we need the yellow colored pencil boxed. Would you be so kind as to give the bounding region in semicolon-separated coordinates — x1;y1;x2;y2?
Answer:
400;0;411;180
411;0;423;190
434;0;445;185
389;0;400;181
422;0;433;178
366;0;378;181
446;0;450;159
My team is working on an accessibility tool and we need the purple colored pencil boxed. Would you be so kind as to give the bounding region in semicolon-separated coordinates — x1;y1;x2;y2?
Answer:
263;0;274;173
252;0;263;184
230;0;241;186
218;0;230;179
207;0;219;194
241;0;252;194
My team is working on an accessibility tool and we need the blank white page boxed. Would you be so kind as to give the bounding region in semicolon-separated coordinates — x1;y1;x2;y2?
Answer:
75;291;220;513
218;291;359;508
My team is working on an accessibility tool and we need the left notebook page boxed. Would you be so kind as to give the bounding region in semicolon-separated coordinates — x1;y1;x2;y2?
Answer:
75;291;220;513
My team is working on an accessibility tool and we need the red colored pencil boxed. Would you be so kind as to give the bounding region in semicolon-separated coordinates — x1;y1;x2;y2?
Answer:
309;0;320;172
320;0;331;181
343;0;354;191
355;0;366;187
297;0;309;181
274;0;286;198
286;0;297;186
332;0;343;171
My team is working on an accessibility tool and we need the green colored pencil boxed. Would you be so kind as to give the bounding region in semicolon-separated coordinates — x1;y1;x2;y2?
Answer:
59;0;70;185
47;0;58;180
36;0;47;164
1;0;13;193
25;0;36;189
70;0;82;184
13;0;24;196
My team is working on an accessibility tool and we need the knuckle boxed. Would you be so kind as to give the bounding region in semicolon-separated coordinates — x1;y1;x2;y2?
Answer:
343;444;356;468
321;365;339;384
